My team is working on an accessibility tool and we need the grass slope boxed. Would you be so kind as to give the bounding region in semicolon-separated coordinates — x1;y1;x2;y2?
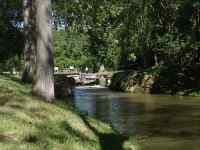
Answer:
0;75;138;150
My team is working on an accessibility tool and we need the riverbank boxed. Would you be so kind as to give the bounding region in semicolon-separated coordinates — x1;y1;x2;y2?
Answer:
0;75;137;150
110;65;200;96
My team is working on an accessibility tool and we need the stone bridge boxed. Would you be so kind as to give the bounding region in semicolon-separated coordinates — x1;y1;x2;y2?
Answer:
54;71;113;86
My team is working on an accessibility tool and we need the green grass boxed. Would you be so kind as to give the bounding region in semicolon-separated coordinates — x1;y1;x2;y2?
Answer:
0;75;138;150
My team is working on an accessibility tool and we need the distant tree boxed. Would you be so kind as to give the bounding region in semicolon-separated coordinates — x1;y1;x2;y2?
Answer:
53;30;89;69
33;0;55;101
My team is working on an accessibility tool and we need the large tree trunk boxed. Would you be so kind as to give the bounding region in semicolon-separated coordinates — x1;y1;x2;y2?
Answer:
33;0;55;101
22;0;36;83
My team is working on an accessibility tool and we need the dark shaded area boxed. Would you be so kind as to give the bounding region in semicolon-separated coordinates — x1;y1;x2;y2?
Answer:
54;75;75;98
59;121;96;142
23;134;38;143
0;96;12;106
81;114;128;150
0;1;23;72
151;64;200;95
0;134;16;142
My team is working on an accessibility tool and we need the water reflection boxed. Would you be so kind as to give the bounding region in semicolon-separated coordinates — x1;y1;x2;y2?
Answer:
72;86;200;149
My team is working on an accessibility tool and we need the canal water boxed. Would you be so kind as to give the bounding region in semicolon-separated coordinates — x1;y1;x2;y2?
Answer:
72;86;200;150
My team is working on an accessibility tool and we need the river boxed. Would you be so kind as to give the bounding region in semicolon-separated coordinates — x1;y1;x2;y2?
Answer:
71;86;200;150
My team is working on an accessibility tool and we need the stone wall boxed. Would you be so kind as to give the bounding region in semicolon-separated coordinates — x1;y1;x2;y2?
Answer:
110;71;157;94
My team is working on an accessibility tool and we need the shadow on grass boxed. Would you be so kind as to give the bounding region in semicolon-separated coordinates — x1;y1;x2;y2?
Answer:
33;120;95;145
0;134;15;142
23;134;38;144
8;104;24;110
0;96;11;106
80;115;128;150
0;74;22;85
59;121;92;141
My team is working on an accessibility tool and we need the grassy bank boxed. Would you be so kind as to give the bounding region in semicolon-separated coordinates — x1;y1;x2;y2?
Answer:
0;75;137;150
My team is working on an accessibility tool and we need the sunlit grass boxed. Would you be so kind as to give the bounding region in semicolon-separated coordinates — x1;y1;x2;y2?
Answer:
0;75;138;150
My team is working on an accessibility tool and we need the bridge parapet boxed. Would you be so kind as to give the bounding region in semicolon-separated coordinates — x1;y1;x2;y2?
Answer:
54;71;114;86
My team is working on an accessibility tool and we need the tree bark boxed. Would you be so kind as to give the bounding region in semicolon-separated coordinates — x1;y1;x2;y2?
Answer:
22;0;36;83
33;0;55;101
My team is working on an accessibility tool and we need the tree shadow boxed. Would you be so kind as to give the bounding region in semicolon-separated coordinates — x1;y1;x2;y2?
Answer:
0;134;16;142
0;96;11;106
80;114;128;150
59;121;94;142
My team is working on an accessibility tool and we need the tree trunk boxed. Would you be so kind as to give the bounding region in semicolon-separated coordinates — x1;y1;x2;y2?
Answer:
33;0;55;101
22;0;36;83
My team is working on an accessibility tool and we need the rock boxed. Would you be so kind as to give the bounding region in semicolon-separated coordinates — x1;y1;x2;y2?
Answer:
110;71;156;94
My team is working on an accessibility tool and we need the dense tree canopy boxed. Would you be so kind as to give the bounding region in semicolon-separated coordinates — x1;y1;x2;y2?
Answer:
52;0;200;71
0;0;200;72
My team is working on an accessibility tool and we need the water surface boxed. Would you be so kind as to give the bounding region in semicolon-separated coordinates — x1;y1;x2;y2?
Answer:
72;86;200;150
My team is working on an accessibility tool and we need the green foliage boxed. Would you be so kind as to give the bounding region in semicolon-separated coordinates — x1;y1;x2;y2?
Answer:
53;30;90;69
1;0;200;73
52;0;200;71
